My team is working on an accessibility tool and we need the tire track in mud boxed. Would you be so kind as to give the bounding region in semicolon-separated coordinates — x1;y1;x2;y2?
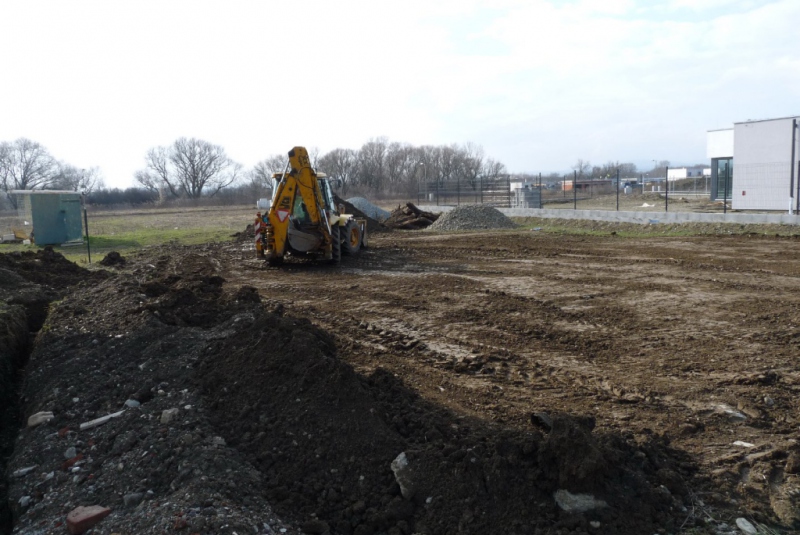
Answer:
219;229;800;529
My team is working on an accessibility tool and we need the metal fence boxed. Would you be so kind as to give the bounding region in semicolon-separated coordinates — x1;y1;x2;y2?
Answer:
418;176;512;207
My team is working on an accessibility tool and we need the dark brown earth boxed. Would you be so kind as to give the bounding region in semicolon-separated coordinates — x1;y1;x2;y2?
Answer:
3;224;800;534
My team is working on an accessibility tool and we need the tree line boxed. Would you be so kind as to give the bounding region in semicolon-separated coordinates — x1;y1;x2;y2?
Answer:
2;135;698;209
0;138;104;207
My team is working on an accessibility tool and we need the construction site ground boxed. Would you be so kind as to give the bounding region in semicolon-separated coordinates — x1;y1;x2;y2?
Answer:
3;216;800;535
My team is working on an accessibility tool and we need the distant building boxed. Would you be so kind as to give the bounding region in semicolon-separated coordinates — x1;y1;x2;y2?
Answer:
667;167;711;181
707;115;800;211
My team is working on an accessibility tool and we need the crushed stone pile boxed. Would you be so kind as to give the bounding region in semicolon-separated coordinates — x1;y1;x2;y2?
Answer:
427;205;517;231
384;203;440;230
3;245;693;535
345;197;390;222
335;196;387;234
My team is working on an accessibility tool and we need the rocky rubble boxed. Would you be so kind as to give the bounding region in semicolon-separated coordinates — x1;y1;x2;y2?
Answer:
427;205;517;232
345;198;390;222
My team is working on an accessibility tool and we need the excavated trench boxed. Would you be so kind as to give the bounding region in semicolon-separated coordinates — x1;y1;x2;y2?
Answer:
0;298;48;533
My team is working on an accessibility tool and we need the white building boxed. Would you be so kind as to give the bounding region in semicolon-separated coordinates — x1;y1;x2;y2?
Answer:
707;116;800;211
667;167;711;181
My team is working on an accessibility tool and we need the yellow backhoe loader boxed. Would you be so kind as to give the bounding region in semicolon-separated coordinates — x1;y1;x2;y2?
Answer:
254;146;367;266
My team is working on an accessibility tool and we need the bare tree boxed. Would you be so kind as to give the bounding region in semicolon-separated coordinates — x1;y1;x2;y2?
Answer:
249;153;288;191
135;138;241;199
0;138;58;205
52;165;105;193
572;158;591;177
317;148;357;196
356;137;388;190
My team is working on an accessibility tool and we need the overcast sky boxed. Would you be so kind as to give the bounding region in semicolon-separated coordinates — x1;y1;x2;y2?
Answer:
2;0;798;188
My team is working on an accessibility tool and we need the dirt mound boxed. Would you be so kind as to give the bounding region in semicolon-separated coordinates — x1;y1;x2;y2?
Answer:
99;250;127;267
0;246;104;288
5;244;694;535
6;248;299;535
428;205;517;232
232;223;256;243
196;301;691;534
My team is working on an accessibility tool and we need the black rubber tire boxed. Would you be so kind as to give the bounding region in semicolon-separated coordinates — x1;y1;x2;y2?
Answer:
329;225;341;264
267;255;284;267
342;221;361;255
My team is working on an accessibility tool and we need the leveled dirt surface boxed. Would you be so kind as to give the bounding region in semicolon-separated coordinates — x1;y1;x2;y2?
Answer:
4;225;800;534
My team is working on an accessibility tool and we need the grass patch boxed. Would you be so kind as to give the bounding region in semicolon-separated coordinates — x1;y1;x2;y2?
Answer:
513;217;800;238
0;205;255;265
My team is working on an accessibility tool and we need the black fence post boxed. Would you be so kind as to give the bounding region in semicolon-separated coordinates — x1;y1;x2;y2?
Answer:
83;206;91;265
573;171;577;210
539;172;542;209
616;169;620;211
665;166;669;212
723;162;729;214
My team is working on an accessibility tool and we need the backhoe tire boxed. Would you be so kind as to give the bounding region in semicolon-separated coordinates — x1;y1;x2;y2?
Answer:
342;221;361;255
267;255;284;267
329;225;341;264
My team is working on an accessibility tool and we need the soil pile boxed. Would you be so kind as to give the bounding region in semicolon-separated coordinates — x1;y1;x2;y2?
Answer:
4;244;694;535
196;292;692;534
6;249;299;535
99;251;126;267
384;203;440;230
428;205;517;231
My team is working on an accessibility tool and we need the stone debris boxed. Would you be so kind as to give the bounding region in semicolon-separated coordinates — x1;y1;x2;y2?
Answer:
160;407;180;424
26;411;54;427
427;204;517;231
553;489;608;513
734;517;758;535
79;409;125;431
66;505;112;534
390;452;416;500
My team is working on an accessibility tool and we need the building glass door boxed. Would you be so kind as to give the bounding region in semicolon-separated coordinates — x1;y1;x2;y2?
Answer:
716;158;733;199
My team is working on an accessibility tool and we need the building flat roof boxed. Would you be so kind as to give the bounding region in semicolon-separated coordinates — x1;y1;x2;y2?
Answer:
733;115;800;125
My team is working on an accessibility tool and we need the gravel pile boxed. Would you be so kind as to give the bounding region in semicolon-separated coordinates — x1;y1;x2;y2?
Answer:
428;205;517;231
346;197;390;221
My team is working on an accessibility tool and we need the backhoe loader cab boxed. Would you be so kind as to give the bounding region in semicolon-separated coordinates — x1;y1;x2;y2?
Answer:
254;147;367;265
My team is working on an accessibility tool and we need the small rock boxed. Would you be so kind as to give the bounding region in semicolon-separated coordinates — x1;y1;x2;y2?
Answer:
124;399;141;408
27;411;54;427
590;521;601;529
732;441;755;448
123;493;144;508
12;466;37;478
64;446;77;460
390;452;416;500
735;517;758;535
211;436;226;447
66;505;111;535
18;496;31;508
160;408;180;424
764;396;775;407
785;450;800;474
553;489;608;513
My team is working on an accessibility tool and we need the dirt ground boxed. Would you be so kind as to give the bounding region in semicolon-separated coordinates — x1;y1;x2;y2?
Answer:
3;222;800;534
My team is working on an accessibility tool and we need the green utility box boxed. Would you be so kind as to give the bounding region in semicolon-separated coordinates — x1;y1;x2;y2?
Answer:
12;191;84;245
